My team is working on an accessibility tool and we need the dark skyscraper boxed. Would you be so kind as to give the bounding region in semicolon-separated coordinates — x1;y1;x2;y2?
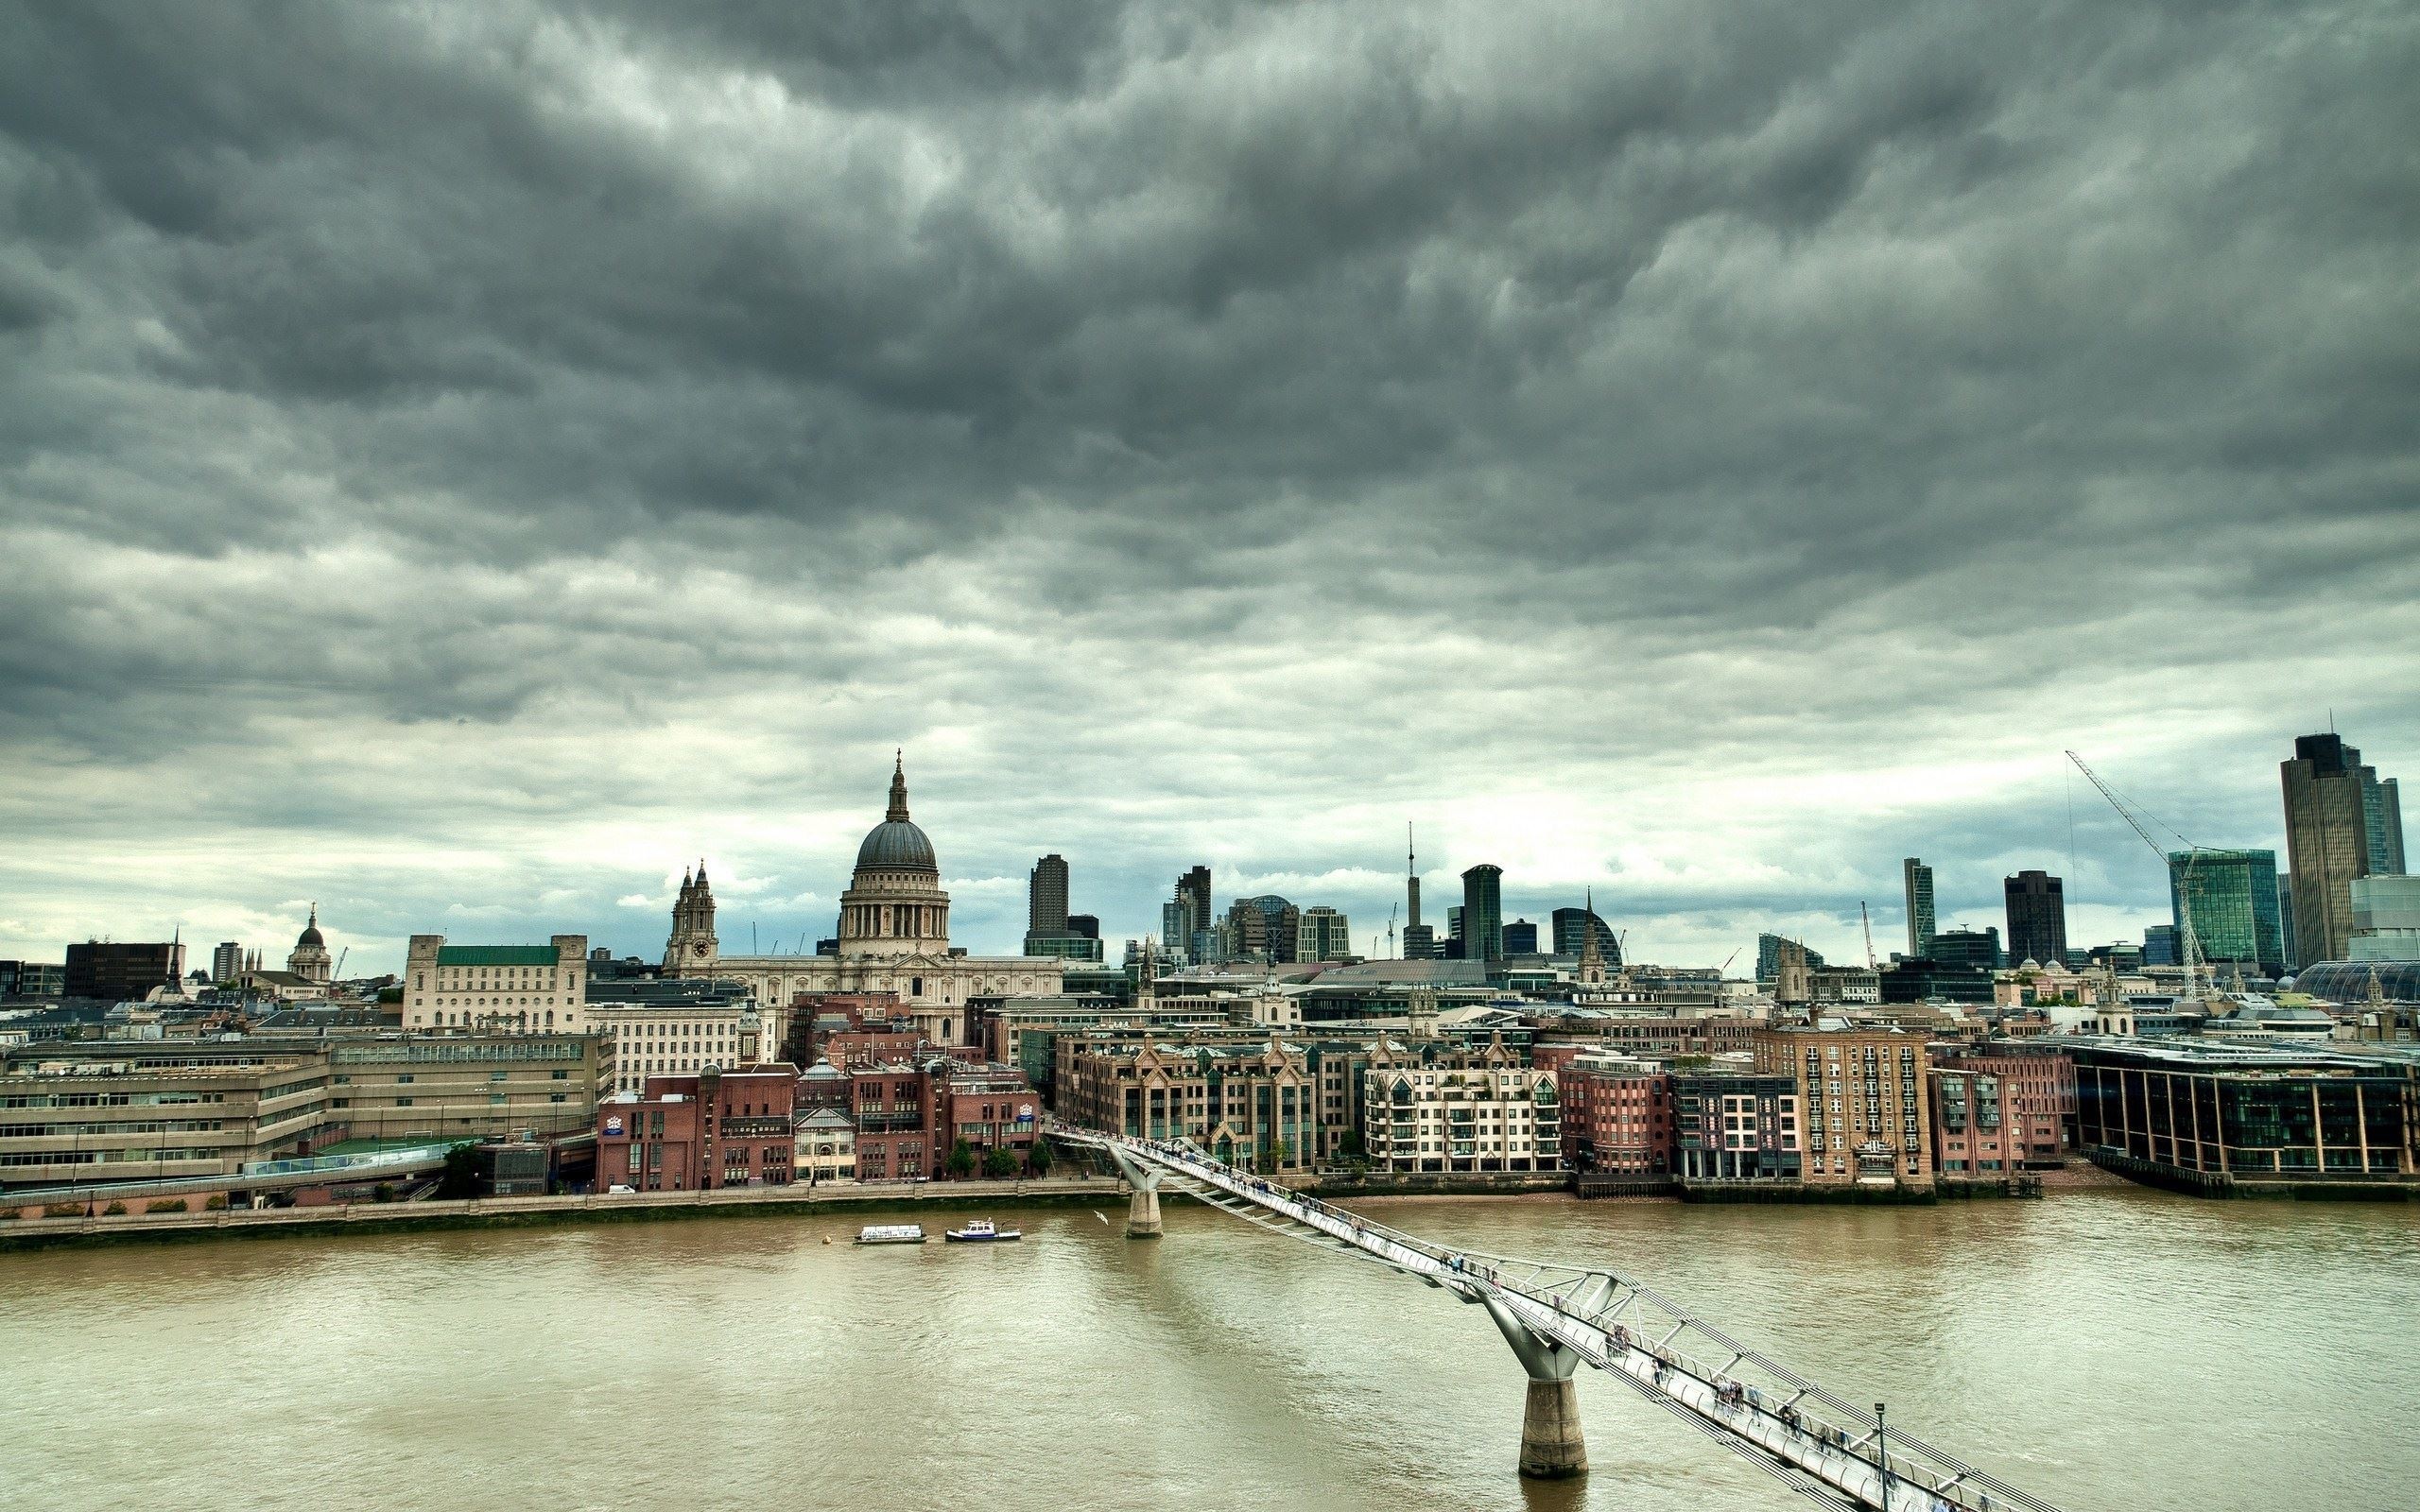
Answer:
1928;926;2001;971
1461;865;1504;963
1174;866;1213;951
2002;870;2068;966
1902;857;1936;958
2282;734;2376;964
1550;906;1620;964
1502;919;1538;954
1028;853;1070;935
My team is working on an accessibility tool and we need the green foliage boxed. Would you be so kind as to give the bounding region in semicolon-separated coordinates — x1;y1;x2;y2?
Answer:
437;1142;482;1199
372;1183;397;1204
980;1148;1017;1179
1268;1140;1291;1166
43;1202;82;1218
1026;1137;1054;1177
204;1195;229;1211
103;1200;127;1215
945;1139;976;1178
1337;1129;1366;1160
146;1198;189;1214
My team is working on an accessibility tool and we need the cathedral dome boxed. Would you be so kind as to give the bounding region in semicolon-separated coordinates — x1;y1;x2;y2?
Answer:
854;756;938;875
296;905;325;948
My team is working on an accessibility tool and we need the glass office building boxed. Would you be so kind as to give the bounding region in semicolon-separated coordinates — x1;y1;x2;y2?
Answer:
2168;849;2284;975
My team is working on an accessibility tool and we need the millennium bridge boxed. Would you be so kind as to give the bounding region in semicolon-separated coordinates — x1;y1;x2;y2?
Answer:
1050;1125;2065;1512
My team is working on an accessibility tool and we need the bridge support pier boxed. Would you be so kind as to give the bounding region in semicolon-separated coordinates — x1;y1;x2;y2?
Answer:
1481;1295;1586;1480
1106;1147;1165;1239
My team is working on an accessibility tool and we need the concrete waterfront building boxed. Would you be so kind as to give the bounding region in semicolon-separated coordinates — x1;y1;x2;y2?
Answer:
0;1033;613;1192
1752;1026;1933;1185
1461;864;1505;965
285;905;333;985
660;758;1063;1044
403;935;590;1034
1903;857;1937;958
1363;1036;1561;1175
2169;849;2286;977
2002;871;2068;967
1297;905;1354;963
2282;733;2383;966
62;939;185;1003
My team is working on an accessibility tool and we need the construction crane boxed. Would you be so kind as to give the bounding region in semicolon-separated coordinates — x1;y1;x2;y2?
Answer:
334;946;349;979
1859;902;1876;971
1387;902;1399;959
2066;749;2215;1005
1718;947;1740;976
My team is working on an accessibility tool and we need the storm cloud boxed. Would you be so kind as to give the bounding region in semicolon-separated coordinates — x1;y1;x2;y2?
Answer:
4;0;2415;971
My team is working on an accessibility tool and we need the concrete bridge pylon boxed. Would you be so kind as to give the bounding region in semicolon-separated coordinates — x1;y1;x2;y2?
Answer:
1479;1293;1588;1479
1105;1146;1165;1238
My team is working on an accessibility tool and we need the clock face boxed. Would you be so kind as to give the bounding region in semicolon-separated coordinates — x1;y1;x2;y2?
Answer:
692;942;710;957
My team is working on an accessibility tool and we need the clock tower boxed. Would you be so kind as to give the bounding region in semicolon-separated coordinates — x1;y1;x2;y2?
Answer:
663;862;720;970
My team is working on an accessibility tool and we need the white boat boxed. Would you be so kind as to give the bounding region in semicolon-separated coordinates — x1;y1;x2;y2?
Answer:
943;1218;1022;1243
855;1224;927;1246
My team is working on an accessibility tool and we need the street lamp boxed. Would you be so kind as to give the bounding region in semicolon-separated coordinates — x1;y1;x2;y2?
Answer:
1874;1401;1892;1505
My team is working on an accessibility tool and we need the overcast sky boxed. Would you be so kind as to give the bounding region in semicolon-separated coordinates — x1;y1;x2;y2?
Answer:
3;1;2415;977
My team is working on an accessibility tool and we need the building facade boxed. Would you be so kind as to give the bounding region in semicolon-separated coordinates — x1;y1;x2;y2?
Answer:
403;936;590;1034
1363;1038;1559;1174
1297;906;1354;963
63;940;186;1003
285;905;333;984
2169;848;2285;977
2003;871;2067;966
1903;857;1936;958
596;1066;798;1193
1557;1055;1669;1175
2283;733;2377;966
1461;865;1505;964
1753;1027;1932;1185
1671;1074;1802;1182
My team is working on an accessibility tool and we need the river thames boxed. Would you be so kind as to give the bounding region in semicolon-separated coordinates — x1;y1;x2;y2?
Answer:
4;1189;2413;1511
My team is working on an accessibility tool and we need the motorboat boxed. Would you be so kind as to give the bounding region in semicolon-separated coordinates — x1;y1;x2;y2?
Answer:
855;1224;927;1245
943;1218;1022;1243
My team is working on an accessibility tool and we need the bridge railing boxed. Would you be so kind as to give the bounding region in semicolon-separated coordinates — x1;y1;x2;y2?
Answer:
1070;1125;2062;1512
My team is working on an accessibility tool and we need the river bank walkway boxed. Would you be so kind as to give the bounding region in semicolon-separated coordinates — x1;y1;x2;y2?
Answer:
0;1175;1130;1252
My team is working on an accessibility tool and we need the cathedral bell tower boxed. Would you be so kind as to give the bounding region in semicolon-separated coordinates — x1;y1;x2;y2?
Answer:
665;861;720;971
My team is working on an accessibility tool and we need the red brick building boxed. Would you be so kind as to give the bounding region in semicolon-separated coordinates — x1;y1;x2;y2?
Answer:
933;1061;1042;1175
597;1065;798;1193
1556;1056;1673;1175
1931;1044;2073;1168
848;1063;936;1182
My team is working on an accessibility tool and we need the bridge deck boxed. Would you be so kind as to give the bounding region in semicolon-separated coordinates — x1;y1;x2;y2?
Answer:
1055;1125;2064;1512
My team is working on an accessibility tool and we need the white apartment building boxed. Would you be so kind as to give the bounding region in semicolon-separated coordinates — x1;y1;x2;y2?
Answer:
1362;1038;1562;1174
587;1001;766;1094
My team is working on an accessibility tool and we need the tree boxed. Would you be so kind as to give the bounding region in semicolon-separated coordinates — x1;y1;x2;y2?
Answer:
1027;1137;1054;1177
438;1142;482;1199
981;1148;1017;1179
1268;1139;1292;1168
945;1139;976;1178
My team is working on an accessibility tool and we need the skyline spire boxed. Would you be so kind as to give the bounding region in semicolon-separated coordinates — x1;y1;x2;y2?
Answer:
887;751;911;822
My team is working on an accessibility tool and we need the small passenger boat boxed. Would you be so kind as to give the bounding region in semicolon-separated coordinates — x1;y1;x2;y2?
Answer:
943;1218;1022;1243
855;1224;927;1246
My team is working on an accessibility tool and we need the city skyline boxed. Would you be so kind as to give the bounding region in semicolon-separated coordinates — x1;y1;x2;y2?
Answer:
7;730;2400;978
3;7;2415;975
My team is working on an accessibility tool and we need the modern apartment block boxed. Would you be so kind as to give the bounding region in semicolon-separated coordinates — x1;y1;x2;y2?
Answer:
2070;1038;2416;1183
1363;1038;1559;1174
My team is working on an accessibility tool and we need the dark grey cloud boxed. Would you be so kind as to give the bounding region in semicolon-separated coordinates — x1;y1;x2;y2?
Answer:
2;0;2415;971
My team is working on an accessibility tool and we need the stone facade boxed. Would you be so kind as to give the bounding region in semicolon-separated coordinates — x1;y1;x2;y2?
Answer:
403;935;589;1033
